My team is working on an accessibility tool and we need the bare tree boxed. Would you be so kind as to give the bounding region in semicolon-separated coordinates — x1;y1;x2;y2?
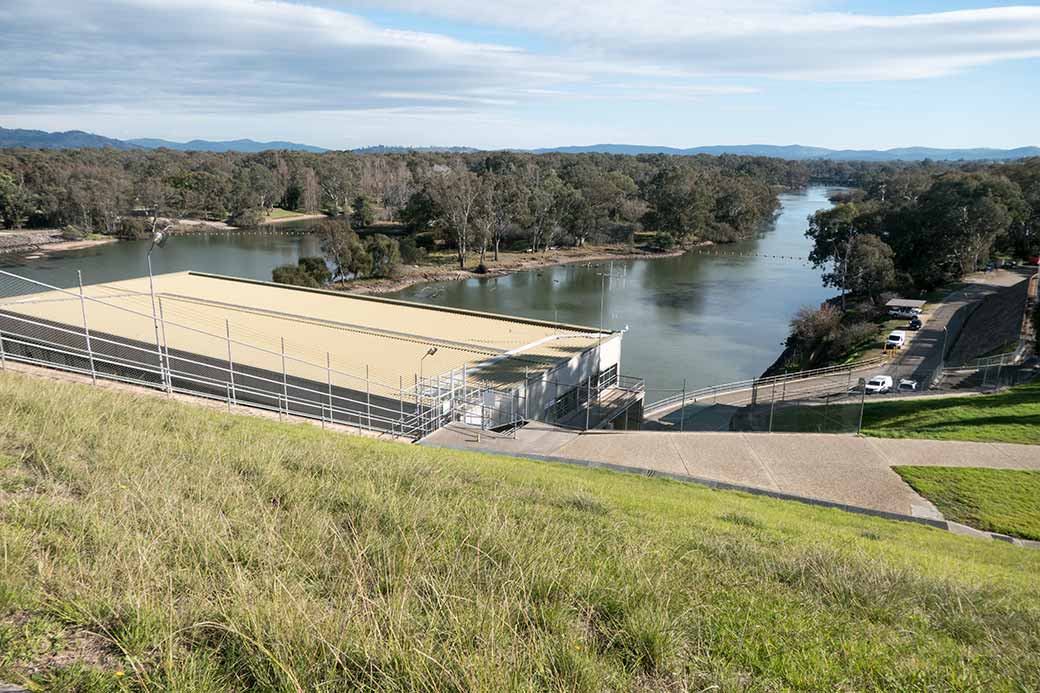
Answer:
426;163;480;269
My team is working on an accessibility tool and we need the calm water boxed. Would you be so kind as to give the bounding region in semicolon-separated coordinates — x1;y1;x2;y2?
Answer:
1;186;838;391
0;229;324;287
385;186;839;392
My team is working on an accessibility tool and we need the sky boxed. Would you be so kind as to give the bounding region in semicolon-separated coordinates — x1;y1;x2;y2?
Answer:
0;0;1038;150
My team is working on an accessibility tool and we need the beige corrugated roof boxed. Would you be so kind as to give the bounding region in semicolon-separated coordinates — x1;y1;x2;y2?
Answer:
0;271;609;395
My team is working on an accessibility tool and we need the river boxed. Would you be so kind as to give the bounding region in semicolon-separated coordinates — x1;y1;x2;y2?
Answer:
0;186;838;393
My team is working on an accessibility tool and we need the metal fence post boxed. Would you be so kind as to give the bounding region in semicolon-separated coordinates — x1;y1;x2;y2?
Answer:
0;325;5;371
399;375;404;430
524;365;530;420
226;320;236;408
768;381;776;433
77;270;97;385
157;296;172;396
280;337;288;421
147;254;166;392
679;378;687;432
585;377;592;430
326;352;333;429
366;364;372;430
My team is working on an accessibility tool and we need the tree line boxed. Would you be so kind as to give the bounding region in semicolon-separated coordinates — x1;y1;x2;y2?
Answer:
0;148;808;273
786;158;1040;369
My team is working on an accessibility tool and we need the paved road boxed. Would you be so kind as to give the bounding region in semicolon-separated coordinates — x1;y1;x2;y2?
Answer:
887;268;1032;384
423;423;1040;518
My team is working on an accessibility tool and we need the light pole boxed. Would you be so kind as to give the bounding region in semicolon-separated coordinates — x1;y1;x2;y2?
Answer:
419;346;438;384
418;347;438;434
147;229;169;392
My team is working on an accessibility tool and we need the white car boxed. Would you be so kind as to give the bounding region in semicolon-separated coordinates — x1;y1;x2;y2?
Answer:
864;375;893;394
898;378;918;392
885;330;907;350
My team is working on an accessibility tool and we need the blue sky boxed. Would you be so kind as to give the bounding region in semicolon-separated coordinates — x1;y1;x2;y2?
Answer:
0;0;1037;149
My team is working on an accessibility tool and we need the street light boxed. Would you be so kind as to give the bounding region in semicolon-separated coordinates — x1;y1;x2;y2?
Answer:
146;228;169;393
419;346;438;383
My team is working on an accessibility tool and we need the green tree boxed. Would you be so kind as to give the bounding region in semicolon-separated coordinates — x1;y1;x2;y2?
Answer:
806;202;881;309
643;166;714;241
272;264;320;288
0;169;31;228
914;173;1028;284
316;218;367;280
844;234;896;303
365;234;401;278
271;257;330;287
350;195;377;228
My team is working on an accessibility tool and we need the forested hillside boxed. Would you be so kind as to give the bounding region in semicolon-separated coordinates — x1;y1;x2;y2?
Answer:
0;149;806;258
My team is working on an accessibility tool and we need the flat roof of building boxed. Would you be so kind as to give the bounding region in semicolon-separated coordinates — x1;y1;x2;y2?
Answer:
885;298;926;308
0;271;612;393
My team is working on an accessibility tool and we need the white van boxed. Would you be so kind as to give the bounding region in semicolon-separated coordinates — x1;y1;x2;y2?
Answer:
885;330;907;350
864;375;893;394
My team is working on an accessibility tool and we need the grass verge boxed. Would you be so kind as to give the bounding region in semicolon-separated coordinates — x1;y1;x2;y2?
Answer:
1;371;1039;690
862;380;1040;444
893;466;1040;541
766;380;1040;443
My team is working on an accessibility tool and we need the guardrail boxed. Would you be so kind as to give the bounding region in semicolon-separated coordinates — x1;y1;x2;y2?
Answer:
644;356;886;415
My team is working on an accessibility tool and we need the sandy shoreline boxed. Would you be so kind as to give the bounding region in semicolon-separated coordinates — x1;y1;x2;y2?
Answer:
0;231;118;257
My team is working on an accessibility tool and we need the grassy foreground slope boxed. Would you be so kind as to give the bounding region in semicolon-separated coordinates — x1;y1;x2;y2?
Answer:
894;466;1040;541
1;373;1039;691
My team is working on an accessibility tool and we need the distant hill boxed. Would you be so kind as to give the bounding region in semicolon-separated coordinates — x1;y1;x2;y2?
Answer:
532;143;1040;161
127;137;327;153
2;127;1037;160
0;126;139;150
351;145;481;154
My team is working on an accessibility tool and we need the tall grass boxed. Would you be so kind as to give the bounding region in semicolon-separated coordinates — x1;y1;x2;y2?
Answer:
1;371;1039;690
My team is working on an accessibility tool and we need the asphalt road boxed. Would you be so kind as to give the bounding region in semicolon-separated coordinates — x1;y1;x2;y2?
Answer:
886;268;1032;385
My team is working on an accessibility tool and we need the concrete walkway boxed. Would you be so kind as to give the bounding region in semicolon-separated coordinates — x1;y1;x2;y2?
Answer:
423;424;1040;518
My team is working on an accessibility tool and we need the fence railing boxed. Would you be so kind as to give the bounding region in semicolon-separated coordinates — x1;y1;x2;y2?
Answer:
0;269;519;441
644;356;886;415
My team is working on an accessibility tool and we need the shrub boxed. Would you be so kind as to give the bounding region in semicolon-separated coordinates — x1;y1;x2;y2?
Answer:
297;256;331;285
398;235;426;264
474;263;488;274
647;231;676;251
229;207;266;228
364;234;401;278
271;257;330;288
116;217;151;240
271;264;319;288
59;225;84;241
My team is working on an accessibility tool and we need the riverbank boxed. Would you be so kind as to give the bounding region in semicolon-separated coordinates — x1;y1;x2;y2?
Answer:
332;243;690;295
0;229;118;257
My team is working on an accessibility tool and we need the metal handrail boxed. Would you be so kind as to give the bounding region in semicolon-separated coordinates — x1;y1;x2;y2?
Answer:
644;356;886;413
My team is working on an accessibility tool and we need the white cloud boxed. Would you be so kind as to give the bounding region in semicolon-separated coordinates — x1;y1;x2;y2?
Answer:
0;0;581;114
342;1;1040;80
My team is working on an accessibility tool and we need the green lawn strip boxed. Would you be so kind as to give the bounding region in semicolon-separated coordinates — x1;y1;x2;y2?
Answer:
893;466;1040;541
770;382;1040;442
264;207;312;220
1;371;1039;690
861;381;1040;445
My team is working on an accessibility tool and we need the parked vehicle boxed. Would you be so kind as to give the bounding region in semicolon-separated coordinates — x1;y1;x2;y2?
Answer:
907;316;922;331
888;306;923;318
885;330;907;349
898;378;918;392
864;375;893;394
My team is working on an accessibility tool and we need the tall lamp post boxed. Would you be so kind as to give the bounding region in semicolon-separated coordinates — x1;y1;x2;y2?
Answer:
147;229;169;392
419;347;438;433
